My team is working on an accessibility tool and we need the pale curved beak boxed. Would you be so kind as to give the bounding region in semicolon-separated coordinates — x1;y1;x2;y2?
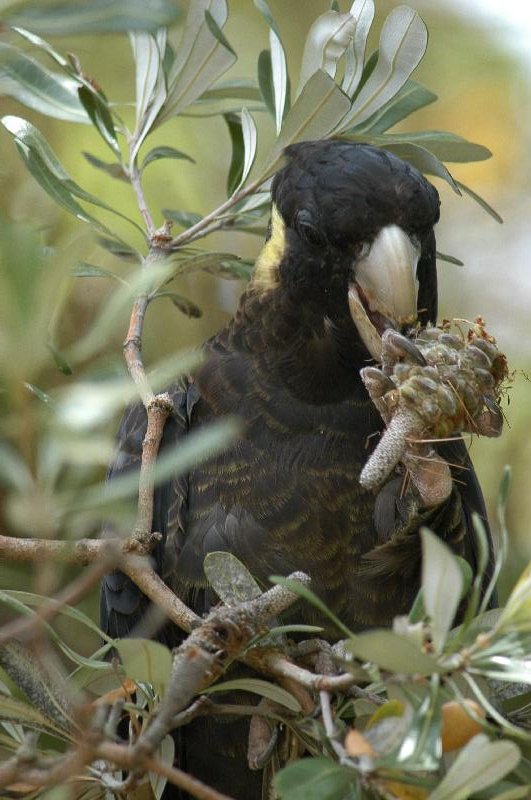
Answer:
348;224;420;360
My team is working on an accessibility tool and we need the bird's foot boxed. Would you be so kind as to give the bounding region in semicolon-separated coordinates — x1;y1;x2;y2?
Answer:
360;319;508;504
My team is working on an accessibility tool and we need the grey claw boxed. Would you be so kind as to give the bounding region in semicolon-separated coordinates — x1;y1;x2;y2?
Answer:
360;367;395;398
382;329;427;366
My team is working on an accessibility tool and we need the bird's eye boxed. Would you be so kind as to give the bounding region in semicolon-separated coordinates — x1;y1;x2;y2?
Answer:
294;209;326;247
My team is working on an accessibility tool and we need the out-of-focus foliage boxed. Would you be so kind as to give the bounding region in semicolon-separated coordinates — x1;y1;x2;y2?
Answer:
0;1;529;798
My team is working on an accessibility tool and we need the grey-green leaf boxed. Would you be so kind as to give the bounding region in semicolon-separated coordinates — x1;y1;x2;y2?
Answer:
72;262;126;282
115;639;172;692
421;528;463;652
264;70;350;177
204;551;263;605
258;49;276;119
270;28;288;134
270;576;353;638
436;251;464;266
297;10;357;98
0;43;88;123
354;80;436;134
358;131;491;163
5;0;181;35
82;152;127;181
224;111;245;195
77;85;120;156
274;758;356;800
456;181;503;223
130;29;167;160
204;8;236;56
1;115;143;233
381;141;460;193
153;291;202;318
338;6;427;130
142;146;195;170
204;678;301;712
240;107;257;188
159;0;236;123
429;735;520;800
341;0;374;98
202;79;262;102
345;629;440;675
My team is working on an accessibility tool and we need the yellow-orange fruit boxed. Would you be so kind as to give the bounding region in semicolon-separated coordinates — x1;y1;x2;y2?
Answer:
344;728;376;758
441;699;485;752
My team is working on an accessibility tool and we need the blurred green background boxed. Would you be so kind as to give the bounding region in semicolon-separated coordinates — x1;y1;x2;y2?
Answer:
1;0;530;602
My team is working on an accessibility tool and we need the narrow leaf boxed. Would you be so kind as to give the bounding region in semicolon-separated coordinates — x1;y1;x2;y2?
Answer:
342;0;374;97
12;27;70;69
257;49;276;119
355;130;491;163
142;146;195;170
270;576;353;638
456;181;503;224
72;262;125;282
204;678;301;712
381;141;460;193
160;0;236;122
421;529;463;652
429;735;520;800
6;0;181;35
339;6;428;130
1;115;143;232
436;251;464;266
153;291;202;318
224;112;245;195
350;79;436;133
297;10;357;98
149;735;175;800
270;28;288;134
77;85;120;157
254;0;288;131
83;152;127;181
265;70;350;176
202;79;262;101
130;29;167;160
24;382;54;406
240;107;257;187
0;43;88;123
253;0;282;38
204;8;236;56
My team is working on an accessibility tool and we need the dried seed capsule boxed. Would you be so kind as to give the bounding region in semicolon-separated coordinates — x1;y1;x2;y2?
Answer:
439;333;464;349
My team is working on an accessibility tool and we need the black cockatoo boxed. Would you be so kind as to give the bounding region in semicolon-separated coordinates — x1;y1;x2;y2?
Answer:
101;140;493;798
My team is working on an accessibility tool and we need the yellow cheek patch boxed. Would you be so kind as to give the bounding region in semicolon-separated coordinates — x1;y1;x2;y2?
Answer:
252;204;286;289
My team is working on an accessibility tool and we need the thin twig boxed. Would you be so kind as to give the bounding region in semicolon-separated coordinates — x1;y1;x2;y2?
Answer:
123;292;153;406
135;392;174;537
168;177;263;249
0;531;160;564
128;159;156;237
121;559;200;632
320;690;350;763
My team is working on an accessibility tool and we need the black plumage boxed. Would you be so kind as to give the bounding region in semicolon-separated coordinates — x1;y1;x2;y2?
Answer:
101;140;492;798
